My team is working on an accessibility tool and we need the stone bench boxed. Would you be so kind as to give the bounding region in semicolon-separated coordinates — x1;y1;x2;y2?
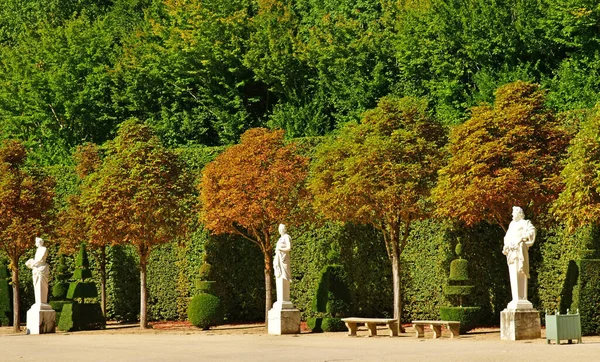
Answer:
341;317;399;337
412;320;460;339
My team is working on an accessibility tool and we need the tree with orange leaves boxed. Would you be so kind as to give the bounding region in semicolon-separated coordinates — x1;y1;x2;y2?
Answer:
0;140;55;332
308;96;446;332
199;128;309;324
77;119;195;329
432;81;570;230
57;142;111;316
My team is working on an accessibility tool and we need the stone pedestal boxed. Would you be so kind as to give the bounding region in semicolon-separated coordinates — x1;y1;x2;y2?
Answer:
500;309;541;340
268;303;300;335
26;303;55;335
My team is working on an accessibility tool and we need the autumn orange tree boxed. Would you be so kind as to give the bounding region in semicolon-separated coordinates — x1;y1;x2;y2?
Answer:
0;140;55;332
78;119;195;328
199;128;309;324
57;143;113;316
432;81;570;230
552;104;600;229
308;96;446;332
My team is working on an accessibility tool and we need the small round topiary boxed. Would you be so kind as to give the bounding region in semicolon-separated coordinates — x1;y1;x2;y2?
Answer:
188;293;224;330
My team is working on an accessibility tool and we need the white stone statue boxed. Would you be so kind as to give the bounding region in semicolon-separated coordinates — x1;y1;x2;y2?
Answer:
25;237;50;306
273;224;292;309
502;206;536;310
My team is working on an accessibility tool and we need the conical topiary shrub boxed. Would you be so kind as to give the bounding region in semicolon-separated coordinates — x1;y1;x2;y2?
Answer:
58;244;105;331
307;264;351;332
0;259;11;326
49;254;70;322
440;239;480;333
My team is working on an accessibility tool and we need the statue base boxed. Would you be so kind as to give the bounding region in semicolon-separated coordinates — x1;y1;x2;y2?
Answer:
268;301;300;335
26;303;55;334
507;299;533;310
500;308;541;340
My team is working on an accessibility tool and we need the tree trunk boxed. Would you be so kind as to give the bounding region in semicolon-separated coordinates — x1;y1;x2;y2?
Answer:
100;246;106;317
11;261;20;333
391;252;405;333
140;254;148;329
263;251;273;329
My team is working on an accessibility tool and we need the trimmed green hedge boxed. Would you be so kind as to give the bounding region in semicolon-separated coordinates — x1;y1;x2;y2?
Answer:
58;303;104;331
449;259;469;281
571;259;600;335
0;260;11;326
59;244;105;331
188;293;224;329
307;317;345;333
310;264;351;332
440;307;481;333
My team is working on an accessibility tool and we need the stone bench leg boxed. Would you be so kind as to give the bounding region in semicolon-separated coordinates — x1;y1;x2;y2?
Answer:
431;324;442;338
345;322;357;336
414;324;424;338
448;324;460;338
366;322;377;337
387;321;398;337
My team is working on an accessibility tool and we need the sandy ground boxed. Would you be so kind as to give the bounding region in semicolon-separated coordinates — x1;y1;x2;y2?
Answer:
0;323;598;362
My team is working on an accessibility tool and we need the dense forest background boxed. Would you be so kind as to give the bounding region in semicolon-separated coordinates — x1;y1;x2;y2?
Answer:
3;0;600;328
2;0;600;163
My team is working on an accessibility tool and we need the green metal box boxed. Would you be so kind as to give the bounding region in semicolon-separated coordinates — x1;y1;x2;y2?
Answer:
545;309;582;345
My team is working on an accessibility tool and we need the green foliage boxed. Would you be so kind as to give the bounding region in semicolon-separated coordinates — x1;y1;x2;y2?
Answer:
200;232;264;322
570;259;600;335
535;225;595;316
312;265;351;316
67;245;97;302
553;104;600;229
196;281;216;294
433;81;570;227
443;285;474;297
448;259;469;281
310;264;351;332
48;300;69;324
187;293;224;330
58;302;105;332
51;254;70;300
147;243;179;321
439;307;481;334
59;243;105;331
105;245;139;322
0;259;11;326
66;283;98;300
307;317;346;333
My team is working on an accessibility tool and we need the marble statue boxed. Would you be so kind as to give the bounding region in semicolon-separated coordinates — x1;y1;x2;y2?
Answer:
25;237;55;334
268;223;300;335
502;206;536;310
26;237;50;306
273;224;292;308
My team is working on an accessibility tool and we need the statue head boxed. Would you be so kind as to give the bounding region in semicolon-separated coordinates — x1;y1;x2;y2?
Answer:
512;206;524;221
278;224;287;236
35;237;44;247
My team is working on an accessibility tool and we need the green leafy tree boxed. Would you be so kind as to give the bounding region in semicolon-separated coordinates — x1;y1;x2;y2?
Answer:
199;128;309;325
58;143;112;316
0;140;55;332
433;81;570;229
114;0;263;147
78;119;195;328
553;103;600;229
308;96;446;331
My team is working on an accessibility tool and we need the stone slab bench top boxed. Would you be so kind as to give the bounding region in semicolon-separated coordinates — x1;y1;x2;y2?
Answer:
411;320;460;339
341;318;399;337
342;317;397;323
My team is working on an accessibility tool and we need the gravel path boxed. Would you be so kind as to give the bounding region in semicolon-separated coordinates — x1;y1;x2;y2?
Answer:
0;324;598;361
